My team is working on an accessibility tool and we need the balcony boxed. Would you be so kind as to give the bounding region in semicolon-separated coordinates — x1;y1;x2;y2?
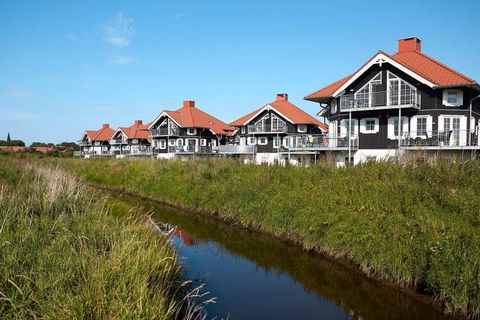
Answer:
78;141;91;146
340;91;421;112
110;138;126;145
219;145;255;154
247;124;287;134
401;130;480;149
151;127;180;136
282;134;358;151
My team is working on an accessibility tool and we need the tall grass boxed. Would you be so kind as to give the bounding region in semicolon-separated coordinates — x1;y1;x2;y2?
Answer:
0;157;203;319
59;157;480;318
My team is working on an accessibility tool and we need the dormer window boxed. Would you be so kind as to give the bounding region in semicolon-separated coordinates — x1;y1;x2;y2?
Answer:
297;124;307;133
187;128;197;135
443;90;463;107
331;99;337;114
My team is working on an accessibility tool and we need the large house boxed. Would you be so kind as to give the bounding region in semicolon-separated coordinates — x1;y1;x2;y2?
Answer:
79;124;115;157
305;37;480;165
224;94;328;165
148;100;235;159
110;120;151;157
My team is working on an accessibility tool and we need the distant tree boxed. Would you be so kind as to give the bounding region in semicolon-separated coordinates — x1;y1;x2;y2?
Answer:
31;142;48;147
0;140;25;147
56;142;80;151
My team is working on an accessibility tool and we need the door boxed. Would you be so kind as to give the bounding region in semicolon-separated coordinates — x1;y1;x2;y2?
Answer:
443;117;461;146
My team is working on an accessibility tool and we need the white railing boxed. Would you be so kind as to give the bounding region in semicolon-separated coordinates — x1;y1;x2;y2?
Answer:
340;91;421;111
151;127;180;136
247;124;287;134
285;134;358;150
401;130;478;148
219;145;255;154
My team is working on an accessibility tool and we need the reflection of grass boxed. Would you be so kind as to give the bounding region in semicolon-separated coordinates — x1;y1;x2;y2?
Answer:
0;157;198;319
60;157;480;318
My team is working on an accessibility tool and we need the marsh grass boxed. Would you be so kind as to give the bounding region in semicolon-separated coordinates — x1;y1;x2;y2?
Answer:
59;157;480;318
0;157;205;319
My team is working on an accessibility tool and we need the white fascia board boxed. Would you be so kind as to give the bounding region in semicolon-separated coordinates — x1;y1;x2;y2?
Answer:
332;53;436;97
148;111;182;129
243;104;295;125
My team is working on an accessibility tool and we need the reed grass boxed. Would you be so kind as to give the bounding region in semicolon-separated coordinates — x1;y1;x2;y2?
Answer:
59;157;480;318
0;157;203;319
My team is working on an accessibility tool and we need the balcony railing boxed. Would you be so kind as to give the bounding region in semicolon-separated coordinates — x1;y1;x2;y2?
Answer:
110;138;125;145
151;127;180;136
219;145;255;154
78;141;91;146
284;134;358;150
247;124;287;134
400;130;479;148
340;91;421;111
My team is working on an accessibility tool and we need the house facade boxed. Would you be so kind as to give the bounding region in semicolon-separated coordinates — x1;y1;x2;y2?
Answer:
305;37;480;165
78;124;115;157
224;94;328;165
110;120;151;157
148;100;235;159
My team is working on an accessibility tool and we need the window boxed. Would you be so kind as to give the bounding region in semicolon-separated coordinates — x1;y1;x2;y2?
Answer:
200;139;207;147
354;72;382;109
211;140;217;147
187;128;197;135
247;137;257;145
273;137;280;148
271;114;286;132
388;117;408;140
159;140;166;149
340;119;358;137
331;99;337;114
365;120;375;131
297;124;307;133
282;136;291;147
360;118;379;134
258;137;268;145
176;139;183;147
443;90;463;106
388;72;417;106
416;117;427;137
241;126;246;134
168;139;176;146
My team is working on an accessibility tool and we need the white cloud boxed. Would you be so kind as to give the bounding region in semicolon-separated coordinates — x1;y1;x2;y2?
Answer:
102;12;135;47
5;89;34;99
109;54;136;65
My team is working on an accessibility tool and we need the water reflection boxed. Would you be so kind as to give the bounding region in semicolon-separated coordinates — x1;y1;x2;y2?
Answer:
112;195;455;320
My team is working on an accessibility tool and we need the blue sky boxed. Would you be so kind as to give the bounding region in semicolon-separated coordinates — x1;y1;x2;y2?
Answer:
1;0;479;144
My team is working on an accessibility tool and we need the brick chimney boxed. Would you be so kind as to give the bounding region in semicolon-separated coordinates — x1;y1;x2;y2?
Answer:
398;37;421;53
276;93;288;101
183;100;195;108
134;120;143;125
102;123;109;128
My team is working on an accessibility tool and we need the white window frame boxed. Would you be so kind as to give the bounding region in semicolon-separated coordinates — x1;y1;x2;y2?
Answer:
159;139;166;149
359;118;379;134
176;139;183;147
282;136;291;148
297;124;307;133
339;119;358;138
200;138;207;147
387;116;409;140
271;114;286;132
241;126;246;134
168;139;176;146
273;136;280;148
443;89;463;107
187;128;197;135
354;72;382;108
409;115;432;139
258;137;268;145
331;99;337;114
247;137;257;145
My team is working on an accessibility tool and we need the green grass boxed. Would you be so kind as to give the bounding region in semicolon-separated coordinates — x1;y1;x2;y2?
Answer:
58;157;480;318
0;157;197;319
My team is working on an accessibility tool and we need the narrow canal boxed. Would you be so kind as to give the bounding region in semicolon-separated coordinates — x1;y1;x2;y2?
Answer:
110;193;452;320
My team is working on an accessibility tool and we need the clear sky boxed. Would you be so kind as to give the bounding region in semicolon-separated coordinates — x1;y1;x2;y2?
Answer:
1;0;479;144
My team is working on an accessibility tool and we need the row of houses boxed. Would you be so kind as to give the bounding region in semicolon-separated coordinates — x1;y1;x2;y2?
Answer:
77;38;480;165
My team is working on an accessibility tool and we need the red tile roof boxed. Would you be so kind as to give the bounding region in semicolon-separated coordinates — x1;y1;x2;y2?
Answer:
159;101;235;135
230;94;328;131
92;124;115;141
305;38;477;100
119;120;151;142
33;146;55;153
85;130;97;140
392;50;475;87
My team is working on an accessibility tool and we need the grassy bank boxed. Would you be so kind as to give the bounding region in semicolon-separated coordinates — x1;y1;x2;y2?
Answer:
59;157;480;318
0;157;197;319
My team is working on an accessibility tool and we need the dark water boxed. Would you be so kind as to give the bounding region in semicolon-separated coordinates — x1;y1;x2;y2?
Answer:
111;194;453;320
